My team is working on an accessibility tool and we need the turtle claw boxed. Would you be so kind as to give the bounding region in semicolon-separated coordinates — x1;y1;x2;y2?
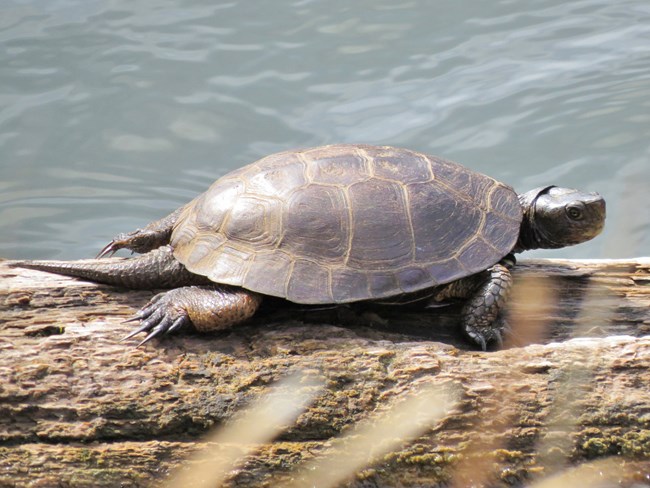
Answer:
122;291;192;346
166;316;187;335
122;315;143;324
96;230;155;258
467;331;488;352
493;329;504;349
122;321;156;342
136;315;173;346
97;235;136;258
135;316;188;346
121;301;158;325
96;241;120;259
464;316;508;351
137;331;160;347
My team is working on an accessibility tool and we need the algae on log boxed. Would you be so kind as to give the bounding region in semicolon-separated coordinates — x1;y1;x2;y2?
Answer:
1;258;650;487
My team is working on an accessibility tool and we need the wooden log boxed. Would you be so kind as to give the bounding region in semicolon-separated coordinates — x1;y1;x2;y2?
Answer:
1;258;649;487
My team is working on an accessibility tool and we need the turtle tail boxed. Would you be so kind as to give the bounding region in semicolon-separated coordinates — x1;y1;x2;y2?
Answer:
10;246;209;289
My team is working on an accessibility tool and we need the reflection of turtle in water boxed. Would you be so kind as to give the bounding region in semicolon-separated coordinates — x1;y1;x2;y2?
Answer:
15;144;606;349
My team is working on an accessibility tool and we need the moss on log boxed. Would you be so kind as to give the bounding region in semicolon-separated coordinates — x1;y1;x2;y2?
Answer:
1;258;650;487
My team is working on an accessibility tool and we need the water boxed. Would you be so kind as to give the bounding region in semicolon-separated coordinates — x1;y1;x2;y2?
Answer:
1;0;649;260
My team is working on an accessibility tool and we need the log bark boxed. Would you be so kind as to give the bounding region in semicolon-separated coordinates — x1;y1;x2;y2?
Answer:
1;257;650;487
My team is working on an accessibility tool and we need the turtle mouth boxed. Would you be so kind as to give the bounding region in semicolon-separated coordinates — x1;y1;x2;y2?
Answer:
588;194;606;216
579;194;606;240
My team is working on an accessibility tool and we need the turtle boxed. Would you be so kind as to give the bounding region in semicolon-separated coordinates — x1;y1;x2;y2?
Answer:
14;144;606;350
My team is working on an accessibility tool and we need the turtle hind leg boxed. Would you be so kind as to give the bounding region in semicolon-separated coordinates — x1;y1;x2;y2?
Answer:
458;263;513;350
97;205;186;257
124;285;263;346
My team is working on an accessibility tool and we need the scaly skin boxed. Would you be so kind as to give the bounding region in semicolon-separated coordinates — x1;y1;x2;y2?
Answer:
15;246;208;289
97;205;187;258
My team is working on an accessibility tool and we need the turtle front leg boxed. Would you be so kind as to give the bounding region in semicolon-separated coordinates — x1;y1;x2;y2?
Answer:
458;262;513;350
97;205;187;257
430;258;514;350
124;285;262;346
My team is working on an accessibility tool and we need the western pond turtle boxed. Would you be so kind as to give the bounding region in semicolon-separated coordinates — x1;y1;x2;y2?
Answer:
16;144;606;349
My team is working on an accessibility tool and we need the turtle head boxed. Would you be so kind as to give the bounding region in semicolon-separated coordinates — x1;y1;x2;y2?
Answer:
515;186;606;252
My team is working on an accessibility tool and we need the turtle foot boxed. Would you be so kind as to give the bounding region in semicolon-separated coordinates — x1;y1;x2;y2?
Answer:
97;229;164;258
122;286;263;346
459;262;513;351
123;289;193;346
463;316;509;351
97;207;185;258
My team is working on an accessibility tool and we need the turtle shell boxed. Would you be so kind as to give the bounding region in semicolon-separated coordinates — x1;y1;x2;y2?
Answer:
171;144;522;304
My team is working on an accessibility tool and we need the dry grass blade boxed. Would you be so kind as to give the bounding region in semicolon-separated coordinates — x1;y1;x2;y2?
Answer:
279;382;459;488
527;458;625;488
165;371;324;488
535;283;617;475
449;274;555;487
505;273;557;348
448;384;520;488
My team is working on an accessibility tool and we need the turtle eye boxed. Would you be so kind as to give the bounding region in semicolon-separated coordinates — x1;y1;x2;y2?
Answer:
566;204;584;221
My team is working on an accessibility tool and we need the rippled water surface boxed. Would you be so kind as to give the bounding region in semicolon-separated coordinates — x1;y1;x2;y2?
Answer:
1;0;649;260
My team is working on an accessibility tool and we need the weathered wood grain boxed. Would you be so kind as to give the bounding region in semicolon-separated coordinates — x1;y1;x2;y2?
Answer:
1;258;649;487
